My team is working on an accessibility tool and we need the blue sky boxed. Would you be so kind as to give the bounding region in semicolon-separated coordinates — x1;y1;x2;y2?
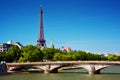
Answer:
0;0;120;53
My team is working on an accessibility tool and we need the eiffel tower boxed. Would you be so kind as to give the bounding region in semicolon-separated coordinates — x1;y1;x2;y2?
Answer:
37;7;46;47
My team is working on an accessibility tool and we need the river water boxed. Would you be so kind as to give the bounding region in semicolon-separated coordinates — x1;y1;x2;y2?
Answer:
0;66;120;80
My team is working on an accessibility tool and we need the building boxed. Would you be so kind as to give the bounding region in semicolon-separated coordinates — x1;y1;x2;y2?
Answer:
0;41;23;52
61;46;72;52
0;43;12;52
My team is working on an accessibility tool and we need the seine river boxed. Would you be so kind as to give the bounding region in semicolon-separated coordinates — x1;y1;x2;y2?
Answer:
0;66;120;80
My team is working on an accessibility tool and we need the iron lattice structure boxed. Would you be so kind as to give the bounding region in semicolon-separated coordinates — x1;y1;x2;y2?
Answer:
37;8;46;47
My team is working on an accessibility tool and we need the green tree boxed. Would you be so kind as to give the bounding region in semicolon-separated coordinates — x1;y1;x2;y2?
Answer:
7;45;21;62
118;56;120;61
76;51;88;60
101;56;108;60
53;52;63;61
72;52;81;60
107;54;118;61
0;52;8;61
19;45;43;62
42;48;60;60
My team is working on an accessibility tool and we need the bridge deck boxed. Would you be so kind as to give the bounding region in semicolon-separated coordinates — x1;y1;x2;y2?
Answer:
6;61;120;66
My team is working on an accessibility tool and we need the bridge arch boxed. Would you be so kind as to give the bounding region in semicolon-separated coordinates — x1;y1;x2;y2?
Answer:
33;65;62;73
75;64;110;74
7;65;35;71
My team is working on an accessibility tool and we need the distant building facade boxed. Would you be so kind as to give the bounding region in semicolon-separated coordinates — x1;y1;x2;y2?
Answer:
61;46;72;52
0;43;12;52
0;41;23;52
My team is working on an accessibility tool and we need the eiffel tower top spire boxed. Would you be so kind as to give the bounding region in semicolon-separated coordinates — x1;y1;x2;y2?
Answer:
37;7;46;47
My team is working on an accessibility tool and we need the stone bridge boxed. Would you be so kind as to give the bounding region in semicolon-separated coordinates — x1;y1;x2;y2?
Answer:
6;61;120;74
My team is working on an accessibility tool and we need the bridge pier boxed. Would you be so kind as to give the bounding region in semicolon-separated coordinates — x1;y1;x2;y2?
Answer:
50;69;58;73
44;69;58;73
90;65;100;74
43;65;58;73
44;65;50;73
84;65;101;74
44;69;50;73
88;70;100;74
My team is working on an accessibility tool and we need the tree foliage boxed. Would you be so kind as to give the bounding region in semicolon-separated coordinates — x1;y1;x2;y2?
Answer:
7;45;21;62
19;45;43;62
0;52;8;61
53;51;102;61
42;48;60;60
0;44;120;62
107;54;120;61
